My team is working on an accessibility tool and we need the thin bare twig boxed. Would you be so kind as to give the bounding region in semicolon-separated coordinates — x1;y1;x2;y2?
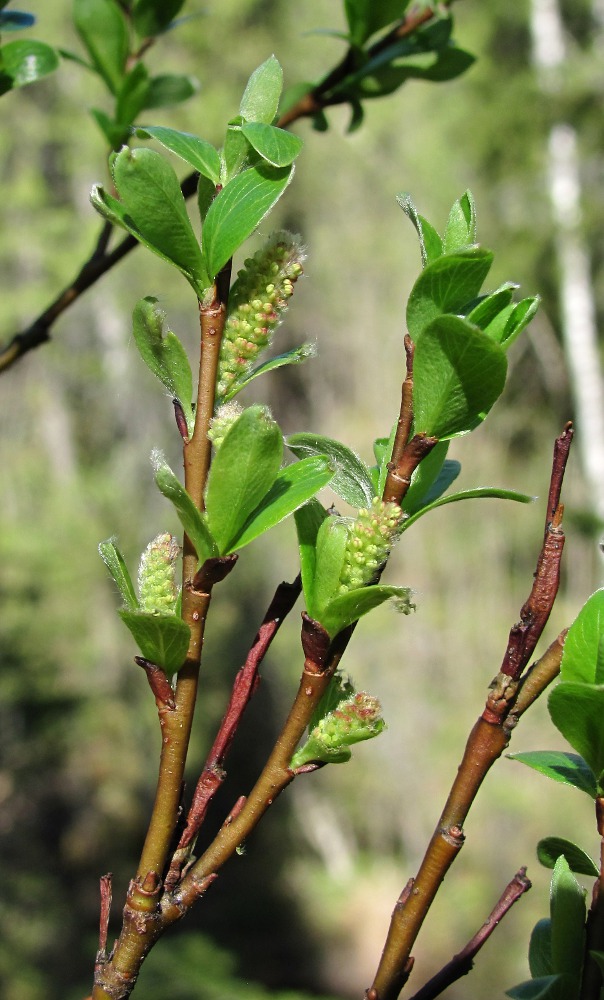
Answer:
408;868;531;1000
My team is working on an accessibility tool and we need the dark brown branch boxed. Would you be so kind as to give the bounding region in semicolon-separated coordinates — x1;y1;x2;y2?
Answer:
408;868;531;1000
98;874;113;959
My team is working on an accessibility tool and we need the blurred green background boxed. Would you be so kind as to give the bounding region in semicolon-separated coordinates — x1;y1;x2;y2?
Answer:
1;2;603;998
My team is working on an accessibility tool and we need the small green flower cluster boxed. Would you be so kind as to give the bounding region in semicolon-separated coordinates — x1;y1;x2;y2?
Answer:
138;533;180;614
338;499;403;594
290;690;385;768
207;401;243;450
216;231;304;399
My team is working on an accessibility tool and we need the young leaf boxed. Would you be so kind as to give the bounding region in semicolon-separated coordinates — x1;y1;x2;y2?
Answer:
239;55;283;124
287;433;374;509
549;855;586;995
119;610;190;672
561;589;604;684
500;296;540;348
116;63;150;128
136;126;221;184
93;147;209;296
505;976;561;1000
223;344;316;400
0;40;59;93
132;297;194;435
442;190;477;253
321;584;413;638
397;192;443;267
406;248;494;340
205;406;283;554
508;750;597;798
98;539;139;611
227;455;335;552
73;0;128;95
412;315;507;439
375;422;398;499
153;456;218;564
529;919;553;979
344;0;412;46
144;74;198;109
294;500;329;613
202;163;294;280
537;838;599;878
311;517;349;623
548;683;604;789
466;283;517;333
400;486;533;533
241;122;303;167
132;0;186;37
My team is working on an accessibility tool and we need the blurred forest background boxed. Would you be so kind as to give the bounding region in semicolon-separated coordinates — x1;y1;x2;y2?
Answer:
1;1;603;999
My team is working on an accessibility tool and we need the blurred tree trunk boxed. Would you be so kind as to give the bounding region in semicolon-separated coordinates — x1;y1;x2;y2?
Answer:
530;0;604;533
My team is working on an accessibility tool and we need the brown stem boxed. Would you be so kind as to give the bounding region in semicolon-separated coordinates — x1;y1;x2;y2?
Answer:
408;868;531;1000
164;574;302;890
369;428;572;1000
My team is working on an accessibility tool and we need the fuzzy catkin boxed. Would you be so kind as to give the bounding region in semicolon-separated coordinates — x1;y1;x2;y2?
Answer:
338;499;403;594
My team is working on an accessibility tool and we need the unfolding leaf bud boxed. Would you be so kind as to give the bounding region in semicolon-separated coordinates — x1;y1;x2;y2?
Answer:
290;691;386;769
208;402;243;450
216;231;305;398
338;499;403;594
138;533;180;614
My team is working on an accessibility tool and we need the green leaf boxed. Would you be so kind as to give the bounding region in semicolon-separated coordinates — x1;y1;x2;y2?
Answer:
397;193;443;267
241;122;303;167
153;456;218;564
550;855;586;993
406;248;494;340
90;108;129;149
0;40;59;93
442;190;477;253
222;121;250;181
401;486;533;532
73;0;128;94
132;0;186;37
222;343;316;400
92;147;209;295
205;406;283;554
412;315;507;439
294;500;329;613
549;683;604;789
239;55;283;124
529;919;553;979
311;516;349;623
136;126;221;184
344;0;412;45
116;63;150;128
132;297;194;435
98;539;139;611
500;296;540;348
537;838;599;878
144;73;198;109
322;584;413;638
376;422;398;498
506;976;561;999
202;163;294;280
228;456;334;551
119;610;190;672
561;590;604;684
352;44;475;98
467;283;517;333
287;433;374;508
508;750;597;798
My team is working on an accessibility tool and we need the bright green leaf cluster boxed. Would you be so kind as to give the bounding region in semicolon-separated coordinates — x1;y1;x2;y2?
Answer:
507;857;586;1000
216;231;305;401
290;672;385;769
98;536;190;672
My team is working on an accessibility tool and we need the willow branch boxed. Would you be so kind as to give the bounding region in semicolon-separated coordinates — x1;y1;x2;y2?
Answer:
369;425;573;1000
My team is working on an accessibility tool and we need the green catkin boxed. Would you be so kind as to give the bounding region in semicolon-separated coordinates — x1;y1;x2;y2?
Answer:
315;692;385;750
338;499;403;595
208;401;243;450
216;231;305;399
138;533;180;614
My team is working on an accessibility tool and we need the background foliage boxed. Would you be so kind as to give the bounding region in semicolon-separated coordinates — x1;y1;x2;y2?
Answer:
0;1;602;998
